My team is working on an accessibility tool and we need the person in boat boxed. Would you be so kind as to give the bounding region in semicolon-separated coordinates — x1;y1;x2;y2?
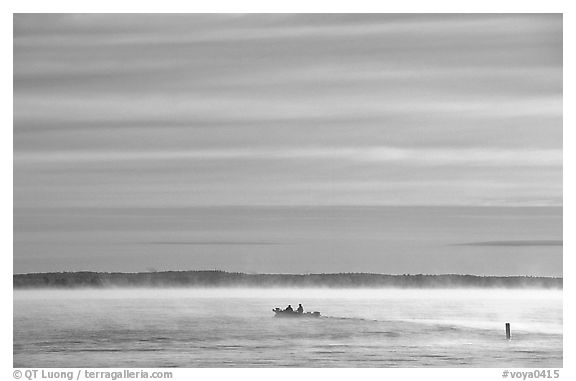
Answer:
297;304;304;314
284;305;293;312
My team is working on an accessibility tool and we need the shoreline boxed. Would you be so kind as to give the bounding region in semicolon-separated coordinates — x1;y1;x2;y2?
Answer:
13;270;563;290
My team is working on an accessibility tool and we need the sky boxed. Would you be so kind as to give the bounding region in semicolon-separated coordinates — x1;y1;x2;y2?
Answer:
14;14;562;208
13;14;563;275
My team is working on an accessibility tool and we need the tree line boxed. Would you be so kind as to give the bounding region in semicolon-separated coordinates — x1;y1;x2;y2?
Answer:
13;270;563;289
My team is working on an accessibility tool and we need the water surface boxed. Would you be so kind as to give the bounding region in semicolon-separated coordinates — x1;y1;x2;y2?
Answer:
13;288;562;367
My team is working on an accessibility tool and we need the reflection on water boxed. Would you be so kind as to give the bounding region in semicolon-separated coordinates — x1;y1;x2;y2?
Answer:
14;288;562;367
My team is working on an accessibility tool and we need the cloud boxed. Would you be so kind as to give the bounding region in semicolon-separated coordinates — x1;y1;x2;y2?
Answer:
13;14;562;208
14;146;562;167
455;240;563;247
144;241;283;246
14;14;560;47
12;14;564;276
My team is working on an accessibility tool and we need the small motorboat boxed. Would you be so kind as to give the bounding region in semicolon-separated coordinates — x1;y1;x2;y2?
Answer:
272;307;321;318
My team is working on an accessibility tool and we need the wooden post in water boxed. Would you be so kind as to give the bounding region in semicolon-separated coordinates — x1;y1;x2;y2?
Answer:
505;323;511;340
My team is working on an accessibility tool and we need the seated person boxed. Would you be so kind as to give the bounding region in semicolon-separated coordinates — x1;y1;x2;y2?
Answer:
297;304;304;314
284;305;293;312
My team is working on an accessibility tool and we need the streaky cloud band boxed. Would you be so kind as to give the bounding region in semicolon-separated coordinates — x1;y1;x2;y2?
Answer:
455;240;562;247
15;146;562;167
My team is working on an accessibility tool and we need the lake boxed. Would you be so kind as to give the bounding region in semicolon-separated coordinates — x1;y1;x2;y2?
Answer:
13;288;562;367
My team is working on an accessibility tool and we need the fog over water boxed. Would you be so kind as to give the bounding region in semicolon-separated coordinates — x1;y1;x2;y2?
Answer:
14;288;562;367
13;14;563;369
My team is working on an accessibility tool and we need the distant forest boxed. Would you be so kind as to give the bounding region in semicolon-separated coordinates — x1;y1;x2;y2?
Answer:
13;270;562;289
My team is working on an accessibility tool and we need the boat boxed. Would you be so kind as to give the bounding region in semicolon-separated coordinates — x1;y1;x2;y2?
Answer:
272;308;321;318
